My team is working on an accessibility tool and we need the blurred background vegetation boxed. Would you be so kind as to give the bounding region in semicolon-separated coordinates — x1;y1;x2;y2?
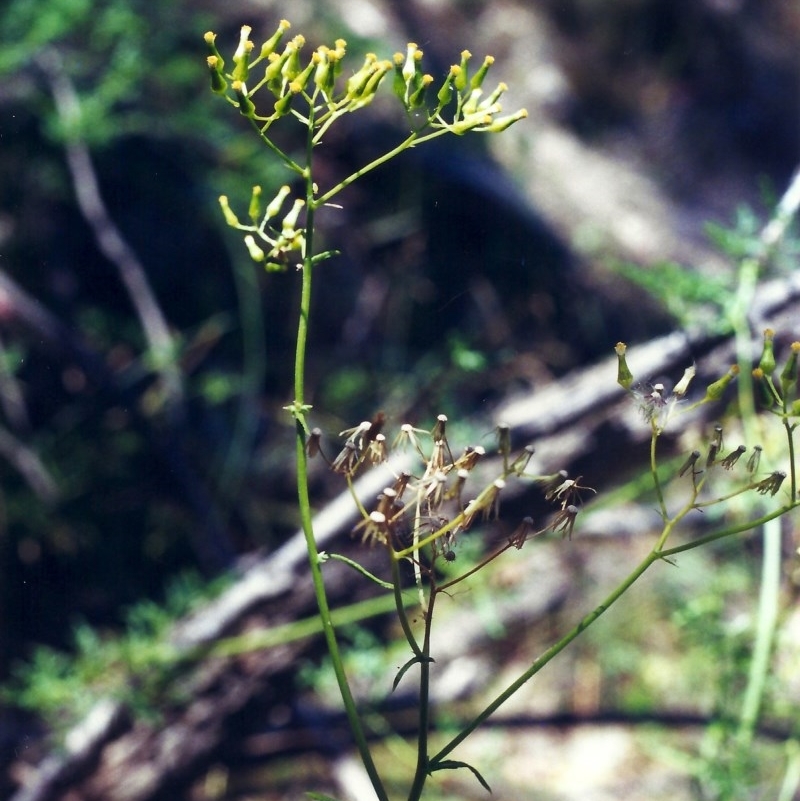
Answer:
0;0;798;796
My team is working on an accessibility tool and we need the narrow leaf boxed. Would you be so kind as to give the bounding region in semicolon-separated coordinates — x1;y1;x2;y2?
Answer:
391;654;434;692
431;759;492;793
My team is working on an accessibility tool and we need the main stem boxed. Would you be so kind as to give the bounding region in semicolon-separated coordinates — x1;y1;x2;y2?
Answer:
293;115;389;801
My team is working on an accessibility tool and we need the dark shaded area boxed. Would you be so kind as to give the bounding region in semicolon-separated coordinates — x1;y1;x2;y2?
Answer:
540;0;800;191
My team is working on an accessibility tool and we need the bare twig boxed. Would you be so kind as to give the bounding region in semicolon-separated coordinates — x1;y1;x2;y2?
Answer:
36;50;183;411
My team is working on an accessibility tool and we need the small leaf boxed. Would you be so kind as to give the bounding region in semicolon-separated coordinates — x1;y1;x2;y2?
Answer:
392;654;434;692
431;759;492;793
306;793;343;801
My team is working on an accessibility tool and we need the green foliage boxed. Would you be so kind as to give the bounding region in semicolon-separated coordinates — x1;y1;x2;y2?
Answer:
613;260;733;333
3;571;229;734
613;200;800;336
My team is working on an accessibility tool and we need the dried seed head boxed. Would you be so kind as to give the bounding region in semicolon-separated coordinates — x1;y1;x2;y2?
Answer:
331;441;360;475
508;516;535;549
496;422;511;458
551;505;579;540
454;445;485;472
754;471;786;497
431;414;448;442
678;450;701;477
510;445;536;475
746;445;763;474
720;445;746;470
352;510;389;545
306;427;323;458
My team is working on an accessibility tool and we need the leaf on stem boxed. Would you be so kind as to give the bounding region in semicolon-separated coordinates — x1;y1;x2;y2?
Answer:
430;759;492;793
392;654;434;692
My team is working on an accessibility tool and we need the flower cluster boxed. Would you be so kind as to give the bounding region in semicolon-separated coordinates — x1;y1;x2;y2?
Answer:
218;186;305;271
617;334;799;502
205;23;527;140
309;414;595;566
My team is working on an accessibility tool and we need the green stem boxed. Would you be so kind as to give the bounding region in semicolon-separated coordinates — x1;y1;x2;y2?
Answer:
659;503;796;557
313;127;450;207
650;426;668;520
430;545;660;766
407;591;435;801
431;490;794;768
292;112;389;801
736;514;781;746
785;418;797;503
391;555;424;659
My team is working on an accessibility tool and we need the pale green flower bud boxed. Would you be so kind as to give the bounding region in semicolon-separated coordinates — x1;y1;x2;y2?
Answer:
758;328;776;375
615;342;634;389
280;35;306;82
402;43;421;83
264;48;291;91
218;195;240;227
703;365;739;402
436;66;458;111
289;59;316;95
313;48;334;94
281;198;305;232
248;185;262;223
780;341;800;402
273;87;297;116
455;50;471;91
232;26;254;82
486;108;528;132
479;82;507;111
266;185;292;220
347;53;378;97
331;39;347;80
392;53;408;104
462;88;483;116
244;235;265;262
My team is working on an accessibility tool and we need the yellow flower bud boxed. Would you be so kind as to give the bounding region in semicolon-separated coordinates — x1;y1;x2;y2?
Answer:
206;56;227;94
232;26;254;82
232;81;256;118
408;73;433;109
204;31;225;70
455;50;471;91
402;43;421;83
280;35;306;82
258;19;291;60
469;55;494;90
615;342;634;389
